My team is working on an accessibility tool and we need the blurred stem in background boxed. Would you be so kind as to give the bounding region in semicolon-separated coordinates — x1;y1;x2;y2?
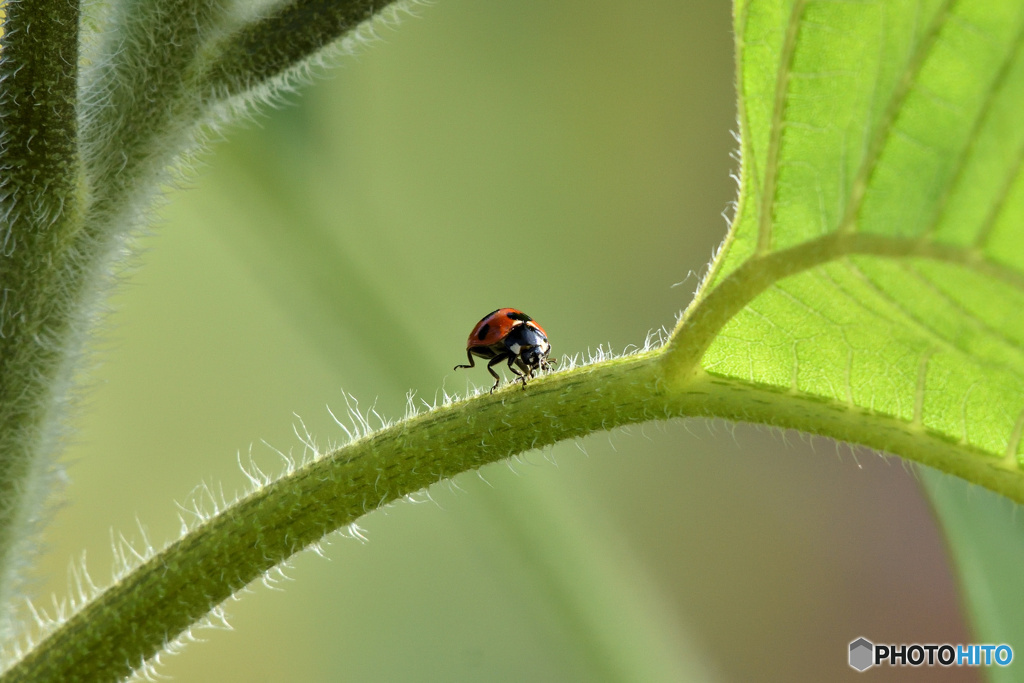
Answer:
210;108;435;390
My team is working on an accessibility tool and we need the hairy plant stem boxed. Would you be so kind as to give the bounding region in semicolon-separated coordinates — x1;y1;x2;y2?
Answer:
9;211;1024;682
0;0;411;670
2;353;666;681
5;312;1021;680
0;0;412;666
0;0;82;637
5;219;1024;679
203;0;397;97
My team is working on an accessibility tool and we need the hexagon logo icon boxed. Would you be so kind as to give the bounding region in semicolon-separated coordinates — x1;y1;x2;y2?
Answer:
849;637;874;671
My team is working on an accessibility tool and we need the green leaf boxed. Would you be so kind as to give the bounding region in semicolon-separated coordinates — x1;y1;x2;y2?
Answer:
664;0;1024;501
664;5;1024;673
921;467;1024;683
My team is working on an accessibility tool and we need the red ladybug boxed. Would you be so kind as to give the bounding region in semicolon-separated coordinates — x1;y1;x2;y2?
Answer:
454;308;555;392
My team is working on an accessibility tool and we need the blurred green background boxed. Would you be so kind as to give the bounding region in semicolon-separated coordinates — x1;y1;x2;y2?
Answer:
32;1;980;680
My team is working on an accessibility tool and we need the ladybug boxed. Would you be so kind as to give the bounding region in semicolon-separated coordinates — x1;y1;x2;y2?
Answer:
454;308;555;392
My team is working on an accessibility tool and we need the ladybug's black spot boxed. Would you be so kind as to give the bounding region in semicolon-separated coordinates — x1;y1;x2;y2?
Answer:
506;310;532;322
476;323;491;342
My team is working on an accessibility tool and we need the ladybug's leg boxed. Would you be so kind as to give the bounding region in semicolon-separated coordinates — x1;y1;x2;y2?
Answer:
454;349;476;371
486;352;512;393
507;354;530;389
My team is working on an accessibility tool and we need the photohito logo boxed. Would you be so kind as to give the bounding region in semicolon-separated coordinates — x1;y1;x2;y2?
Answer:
849;637;1013;671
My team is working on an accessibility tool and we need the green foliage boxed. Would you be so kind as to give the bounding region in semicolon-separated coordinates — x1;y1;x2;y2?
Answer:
668;0;1024;497
1;0;1023;680
924;468;1024;683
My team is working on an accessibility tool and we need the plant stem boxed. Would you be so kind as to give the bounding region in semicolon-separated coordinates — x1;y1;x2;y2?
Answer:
1;353;665;682
6;318;1021;679
202;0;396;98
0;0;82;638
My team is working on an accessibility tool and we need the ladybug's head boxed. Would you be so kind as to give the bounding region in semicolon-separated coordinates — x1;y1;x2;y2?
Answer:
506;323;552;371
519;340;551;370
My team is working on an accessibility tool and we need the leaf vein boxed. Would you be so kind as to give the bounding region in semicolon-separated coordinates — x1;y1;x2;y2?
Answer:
757;0;808;254
1004;408;1024;464
925;12;1024;238
841;258;1024;378
974;138;1024;250
904;263;1024;362
839;0;957;234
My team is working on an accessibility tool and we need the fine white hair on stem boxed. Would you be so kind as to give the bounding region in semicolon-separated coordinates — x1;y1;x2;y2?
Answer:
4;321;674;676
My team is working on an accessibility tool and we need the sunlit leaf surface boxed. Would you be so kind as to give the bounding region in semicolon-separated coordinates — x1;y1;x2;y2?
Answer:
709;0;1024;463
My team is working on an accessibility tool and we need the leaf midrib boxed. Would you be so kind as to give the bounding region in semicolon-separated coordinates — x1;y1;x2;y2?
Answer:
666;231;1024;379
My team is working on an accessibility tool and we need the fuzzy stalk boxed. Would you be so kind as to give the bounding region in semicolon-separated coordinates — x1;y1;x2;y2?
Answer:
6;324;1023;679
1;354;665;682
0;0;82;638
202;0;398;98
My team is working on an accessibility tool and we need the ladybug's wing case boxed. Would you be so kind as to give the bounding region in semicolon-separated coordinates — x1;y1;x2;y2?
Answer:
466;308;530;349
